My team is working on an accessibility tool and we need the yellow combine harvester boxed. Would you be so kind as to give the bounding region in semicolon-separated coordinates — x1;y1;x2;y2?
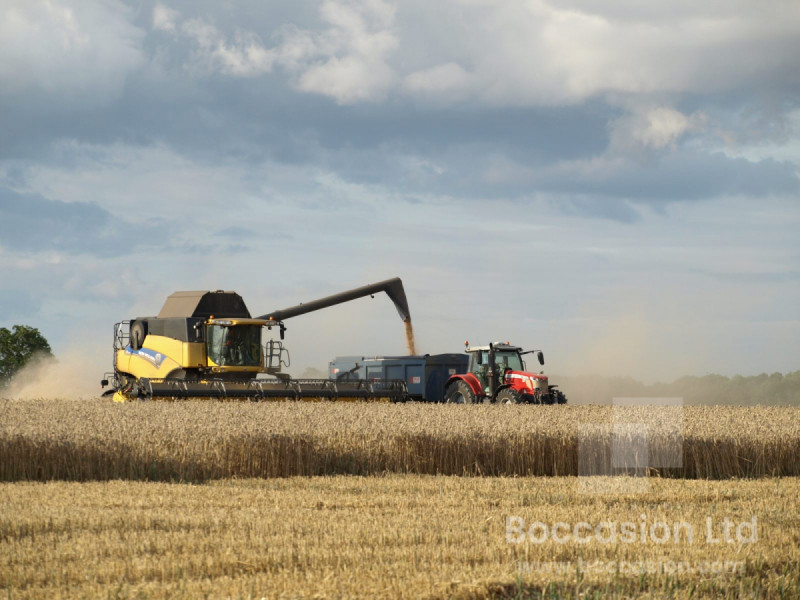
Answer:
101;278;411;402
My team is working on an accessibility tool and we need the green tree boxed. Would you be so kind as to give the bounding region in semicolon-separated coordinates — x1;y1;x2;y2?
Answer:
0;325;53;388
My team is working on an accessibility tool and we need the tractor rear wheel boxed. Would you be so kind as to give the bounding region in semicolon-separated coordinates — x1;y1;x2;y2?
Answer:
495;387;521;404
554;390;568;404
444;380;476;404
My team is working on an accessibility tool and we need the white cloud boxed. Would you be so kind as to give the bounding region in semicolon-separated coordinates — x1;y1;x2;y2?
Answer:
393;0;800;106
180;19;275;76
152;3;179;33
152;0;800;113
609;106;708;154
278;0;398;103
402;62;472;99
160;0;398;102
0;0;144;106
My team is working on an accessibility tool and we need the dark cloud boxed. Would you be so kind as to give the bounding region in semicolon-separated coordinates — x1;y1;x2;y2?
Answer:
0;0;797;229
216;226;260;239
553;199;642;223
0;187;140;256
519;152;800;208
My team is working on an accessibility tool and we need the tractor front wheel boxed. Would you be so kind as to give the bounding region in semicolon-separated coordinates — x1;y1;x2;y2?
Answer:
444;380;476;404
495;387;521;404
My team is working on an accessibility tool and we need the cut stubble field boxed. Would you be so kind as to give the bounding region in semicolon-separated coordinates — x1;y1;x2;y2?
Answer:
1;399;799;599
2;476;799;599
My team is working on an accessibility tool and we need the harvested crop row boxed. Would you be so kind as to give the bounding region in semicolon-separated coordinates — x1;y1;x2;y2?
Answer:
1;400;799;481
2;476;799;599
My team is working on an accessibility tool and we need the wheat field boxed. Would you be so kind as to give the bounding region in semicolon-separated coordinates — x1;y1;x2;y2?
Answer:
1;476;798;599
3;399;799;598
1;400;799;481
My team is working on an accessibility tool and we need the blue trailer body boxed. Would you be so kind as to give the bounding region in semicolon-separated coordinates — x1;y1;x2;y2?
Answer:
329;354;468;402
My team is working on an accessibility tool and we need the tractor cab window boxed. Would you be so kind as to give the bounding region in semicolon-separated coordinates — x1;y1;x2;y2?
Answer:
468;350;523;384
469;351;487;373
207;325;262;367
469;351;489;385
495;351;523;372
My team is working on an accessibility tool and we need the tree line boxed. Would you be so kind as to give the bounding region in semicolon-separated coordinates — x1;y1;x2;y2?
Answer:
556;371;800;406
0;325;52;389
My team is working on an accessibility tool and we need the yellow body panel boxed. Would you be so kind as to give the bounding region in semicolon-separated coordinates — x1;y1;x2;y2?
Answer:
115;335;184;378
182;342;207;369
116;333;263;378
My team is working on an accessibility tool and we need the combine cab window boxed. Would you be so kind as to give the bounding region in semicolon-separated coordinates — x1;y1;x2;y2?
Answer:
207;325;262;367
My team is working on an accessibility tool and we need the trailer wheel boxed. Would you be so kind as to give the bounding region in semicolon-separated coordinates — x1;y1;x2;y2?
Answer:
496;388;521;404
444;380;476;404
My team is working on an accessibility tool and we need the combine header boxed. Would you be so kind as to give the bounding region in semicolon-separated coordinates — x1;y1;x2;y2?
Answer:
102;278;411;402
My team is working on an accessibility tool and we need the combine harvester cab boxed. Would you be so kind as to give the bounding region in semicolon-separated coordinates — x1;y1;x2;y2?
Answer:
442;342;567;404
102;279;412;402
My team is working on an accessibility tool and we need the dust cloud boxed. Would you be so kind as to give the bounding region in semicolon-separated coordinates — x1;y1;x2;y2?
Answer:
551;312;708;404
3;349;106;399
563;314;653;377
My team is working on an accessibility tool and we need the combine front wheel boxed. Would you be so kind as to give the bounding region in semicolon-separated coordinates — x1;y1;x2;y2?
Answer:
444;381;476;404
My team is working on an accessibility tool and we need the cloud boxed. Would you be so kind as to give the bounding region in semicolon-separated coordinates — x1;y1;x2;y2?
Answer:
0;0;144;107
523;151;800;205
216;226;260;240
288;0;398;103
392;0;800;106
402;62;472;100
180;18;275;76
609;106;708;154
157;0;398;102
152;3;179;33
0;187;118;255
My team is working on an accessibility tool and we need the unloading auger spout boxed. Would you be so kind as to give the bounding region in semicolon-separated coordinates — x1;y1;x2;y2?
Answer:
258;277;411;323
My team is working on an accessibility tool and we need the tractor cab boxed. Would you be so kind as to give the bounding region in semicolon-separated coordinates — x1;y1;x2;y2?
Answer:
466;342;526;392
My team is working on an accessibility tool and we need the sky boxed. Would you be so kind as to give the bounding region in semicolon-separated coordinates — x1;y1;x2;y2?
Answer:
0;0;798;384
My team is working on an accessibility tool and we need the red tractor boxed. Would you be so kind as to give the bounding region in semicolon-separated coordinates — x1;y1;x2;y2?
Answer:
443;341;567;404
